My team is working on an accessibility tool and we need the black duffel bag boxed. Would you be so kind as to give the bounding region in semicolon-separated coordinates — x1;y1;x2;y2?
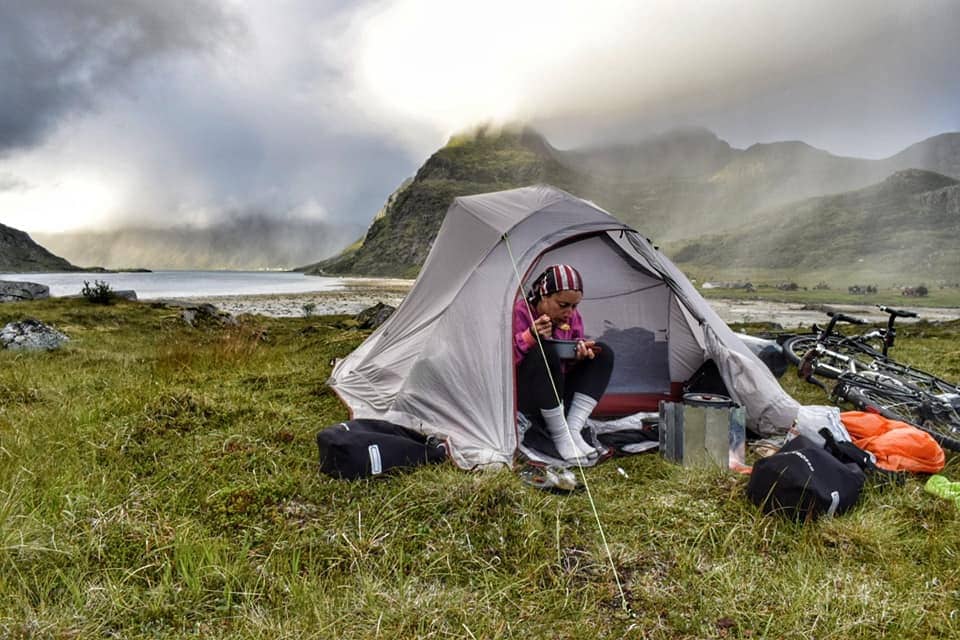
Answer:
746;434;865;520
316;419;447;480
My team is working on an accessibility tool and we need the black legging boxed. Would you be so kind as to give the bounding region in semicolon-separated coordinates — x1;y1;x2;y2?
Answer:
516;341;614;416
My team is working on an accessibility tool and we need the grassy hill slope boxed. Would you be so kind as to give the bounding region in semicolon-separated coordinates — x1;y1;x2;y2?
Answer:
668;169;960;287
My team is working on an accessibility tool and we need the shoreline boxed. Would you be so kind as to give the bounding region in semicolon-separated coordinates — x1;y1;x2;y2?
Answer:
167;278;412;318
165;284;960;327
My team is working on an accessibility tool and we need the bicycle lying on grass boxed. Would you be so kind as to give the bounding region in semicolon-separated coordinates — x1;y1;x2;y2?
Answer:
782;305;960;451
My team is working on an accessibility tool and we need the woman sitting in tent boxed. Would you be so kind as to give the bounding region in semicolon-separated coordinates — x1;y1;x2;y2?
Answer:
513;264;615;462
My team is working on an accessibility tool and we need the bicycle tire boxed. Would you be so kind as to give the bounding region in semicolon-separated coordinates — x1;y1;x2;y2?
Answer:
783;335;817;366
836;381;960;452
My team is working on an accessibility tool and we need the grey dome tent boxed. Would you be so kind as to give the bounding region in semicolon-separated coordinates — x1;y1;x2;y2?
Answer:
329;185;799;469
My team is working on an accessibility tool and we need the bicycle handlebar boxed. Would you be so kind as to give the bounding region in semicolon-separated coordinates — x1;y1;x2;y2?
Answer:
878;305;918;318
827;311;867;325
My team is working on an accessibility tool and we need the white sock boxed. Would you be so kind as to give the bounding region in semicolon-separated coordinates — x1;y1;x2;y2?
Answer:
541;404;585;462
565;392;599;456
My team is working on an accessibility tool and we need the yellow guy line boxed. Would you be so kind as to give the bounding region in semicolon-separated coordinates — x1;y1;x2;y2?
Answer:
502;232;628;612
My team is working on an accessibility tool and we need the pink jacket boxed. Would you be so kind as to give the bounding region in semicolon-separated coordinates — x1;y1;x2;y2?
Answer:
512;296;584;365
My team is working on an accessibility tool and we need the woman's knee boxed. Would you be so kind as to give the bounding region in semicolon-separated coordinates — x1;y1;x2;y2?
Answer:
518;346;563;380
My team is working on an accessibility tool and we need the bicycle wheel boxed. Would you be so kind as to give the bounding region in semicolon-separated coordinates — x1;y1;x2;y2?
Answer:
835;379;960;452
783;335;873;379
783;335;818;366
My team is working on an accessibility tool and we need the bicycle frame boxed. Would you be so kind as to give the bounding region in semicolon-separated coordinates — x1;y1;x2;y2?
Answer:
788;305;960;450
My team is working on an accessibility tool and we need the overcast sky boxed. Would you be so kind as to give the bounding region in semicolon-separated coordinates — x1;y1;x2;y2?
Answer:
1;0;958;233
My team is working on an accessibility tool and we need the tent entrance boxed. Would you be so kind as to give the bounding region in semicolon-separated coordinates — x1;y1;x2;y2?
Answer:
524;233;680;415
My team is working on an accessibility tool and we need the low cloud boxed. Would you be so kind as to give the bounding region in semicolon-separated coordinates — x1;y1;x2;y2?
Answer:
347;0;960;157
0;173;29;192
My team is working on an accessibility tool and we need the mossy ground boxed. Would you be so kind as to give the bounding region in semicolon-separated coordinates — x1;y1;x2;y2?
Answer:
2;298;960;638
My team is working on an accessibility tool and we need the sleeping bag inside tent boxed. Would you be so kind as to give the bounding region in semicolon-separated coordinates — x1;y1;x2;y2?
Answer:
328;185;799;469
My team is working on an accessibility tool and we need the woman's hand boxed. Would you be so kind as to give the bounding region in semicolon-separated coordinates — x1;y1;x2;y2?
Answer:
576;339;597;360
533;314;553;339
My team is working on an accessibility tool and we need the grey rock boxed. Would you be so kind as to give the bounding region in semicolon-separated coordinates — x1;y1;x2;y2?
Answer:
0;280;50;302
1;318;69;350
355;302;396;329
176;302;238;328
113;290;138;301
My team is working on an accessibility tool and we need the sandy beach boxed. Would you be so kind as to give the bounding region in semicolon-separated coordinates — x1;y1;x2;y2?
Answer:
167;277;413;318
167;279;960;328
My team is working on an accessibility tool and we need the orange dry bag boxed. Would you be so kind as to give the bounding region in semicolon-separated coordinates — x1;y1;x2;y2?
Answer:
839;411;945;474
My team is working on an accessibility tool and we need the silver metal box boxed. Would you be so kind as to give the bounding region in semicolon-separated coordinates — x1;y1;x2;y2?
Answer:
659;393;746;469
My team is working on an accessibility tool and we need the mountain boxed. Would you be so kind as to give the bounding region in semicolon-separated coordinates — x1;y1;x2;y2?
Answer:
0;221;79;272
299;125;584;277
883;132;960;180
304;126;960;279
34;215;364;271
668;169;960;285
562;126;735;179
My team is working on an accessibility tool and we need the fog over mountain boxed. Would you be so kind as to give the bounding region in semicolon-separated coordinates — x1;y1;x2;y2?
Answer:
34;215;363;271
1;1;958;244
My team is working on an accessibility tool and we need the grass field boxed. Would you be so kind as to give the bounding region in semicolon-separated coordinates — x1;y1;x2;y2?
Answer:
2;298;960;639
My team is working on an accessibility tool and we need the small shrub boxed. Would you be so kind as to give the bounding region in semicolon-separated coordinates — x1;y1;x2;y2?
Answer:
902;285;929;297
813;281;831;290
81;279;115;304
848;284;877;295
302;302;317;317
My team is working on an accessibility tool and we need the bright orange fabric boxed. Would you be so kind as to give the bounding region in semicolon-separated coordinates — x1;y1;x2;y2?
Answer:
840;411;945;474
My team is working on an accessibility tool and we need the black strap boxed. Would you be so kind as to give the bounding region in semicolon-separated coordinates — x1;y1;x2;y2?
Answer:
818;428;905;487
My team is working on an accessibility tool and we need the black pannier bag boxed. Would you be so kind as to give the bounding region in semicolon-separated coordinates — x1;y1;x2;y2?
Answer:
316;419;447;480
745;434;865;520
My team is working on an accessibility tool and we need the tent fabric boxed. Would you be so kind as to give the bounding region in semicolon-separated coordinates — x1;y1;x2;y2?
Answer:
329;184;800;469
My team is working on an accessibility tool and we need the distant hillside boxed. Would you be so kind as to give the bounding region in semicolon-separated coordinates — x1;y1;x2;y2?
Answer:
35;215;364;271
667;169;960;286
304;126;960;279
883;132;960;180
0;221;78;272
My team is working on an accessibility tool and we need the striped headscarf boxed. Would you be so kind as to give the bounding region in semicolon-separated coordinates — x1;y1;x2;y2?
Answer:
526;264;583;306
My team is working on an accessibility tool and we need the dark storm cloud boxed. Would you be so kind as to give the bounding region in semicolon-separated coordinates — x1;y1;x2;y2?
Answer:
0;0;240;154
